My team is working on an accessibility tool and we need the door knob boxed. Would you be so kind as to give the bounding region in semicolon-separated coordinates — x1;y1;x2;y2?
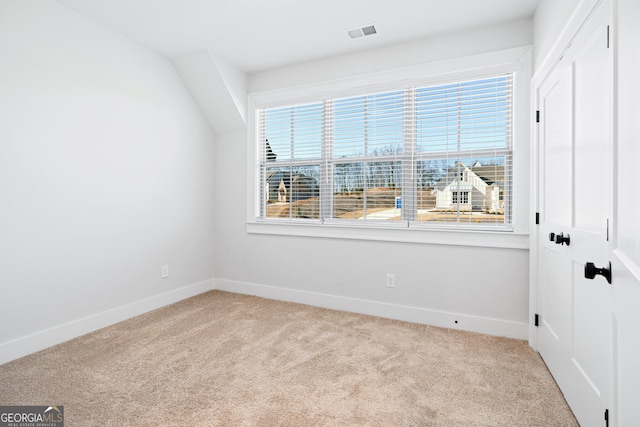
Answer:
549;232;556;242
584;262;612;284
555;233;570;246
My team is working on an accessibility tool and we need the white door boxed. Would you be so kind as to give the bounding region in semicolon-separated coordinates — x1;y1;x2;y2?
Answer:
536;1;613;425
537;55;573;392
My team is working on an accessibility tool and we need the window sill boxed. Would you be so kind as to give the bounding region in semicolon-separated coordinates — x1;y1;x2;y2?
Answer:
246;221;529;249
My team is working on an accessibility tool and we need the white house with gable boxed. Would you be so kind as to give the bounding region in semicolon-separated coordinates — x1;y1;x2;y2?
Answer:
432;161;503;212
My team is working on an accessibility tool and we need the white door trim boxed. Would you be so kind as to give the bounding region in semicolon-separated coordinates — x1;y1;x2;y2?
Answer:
530;0;606;350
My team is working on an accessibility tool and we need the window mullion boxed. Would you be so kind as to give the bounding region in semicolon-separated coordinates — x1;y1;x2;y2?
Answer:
403;88;416;223
321;100;333;221
258;109;266;218
456;83;462;222
363;96;369;218
290;108;295;160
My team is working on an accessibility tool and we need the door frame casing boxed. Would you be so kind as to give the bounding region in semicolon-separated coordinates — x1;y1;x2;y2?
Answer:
529;0;606;349
531;0;616;424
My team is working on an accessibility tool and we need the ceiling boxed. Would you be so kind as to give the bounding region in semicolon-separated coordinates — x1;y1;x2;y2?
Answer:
53;0;540;73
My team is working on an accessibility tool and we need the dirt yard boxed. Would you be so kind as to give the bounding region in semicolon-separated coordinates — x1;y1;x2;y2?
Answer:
266;188;504;223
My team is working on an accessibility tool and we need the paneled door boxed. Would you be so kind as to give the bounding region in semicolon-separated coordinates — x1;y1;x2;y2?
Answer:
536;0;613;425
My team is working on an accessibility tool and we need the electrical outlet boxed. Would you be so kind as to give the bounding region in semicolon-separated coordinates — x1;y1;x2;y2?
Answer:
161;265;169;279
386;273;395;288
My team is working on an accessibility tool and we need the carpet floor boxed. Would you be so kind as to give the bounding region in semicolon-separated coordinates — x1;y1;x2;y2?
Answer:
0;290;578;426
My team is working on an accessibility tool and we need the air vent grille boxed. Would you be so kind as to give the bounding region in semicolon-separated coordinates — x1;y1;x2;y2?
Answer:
347;24;377;39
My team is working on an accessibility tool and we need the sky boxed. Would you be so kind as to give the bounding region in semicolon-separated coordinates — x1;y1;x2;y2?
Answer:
262;75;511;195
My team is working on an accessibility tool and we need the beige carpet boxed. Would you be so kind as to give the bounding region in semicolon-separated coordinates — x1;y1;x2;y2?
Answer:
0;291;578;426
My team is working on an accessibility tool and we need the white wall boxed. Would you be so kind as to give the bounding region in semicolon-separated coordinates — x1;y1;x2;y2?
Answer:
615;0;640;266
215;21;533;339
0;0;216;363
533;0;582;69
251;19;532;92
173;50;248;135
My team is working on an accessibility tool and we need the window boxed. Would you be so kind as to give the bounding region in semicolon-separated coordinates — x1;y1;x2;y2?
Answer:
256;74;513;230
452;191;469;204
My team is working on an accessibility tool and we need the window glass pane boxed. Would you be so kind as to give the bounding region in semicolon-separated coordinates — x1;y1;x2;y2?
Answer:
265;166;320;219
333;97;365;158
333;91;404;158
458;77;512;151
415;83;459;153
416;76;512;153
264;103;323;161
333;163;365;219
364;161;402;221
265;166;291;219
416;156;507;225
332;161;401;221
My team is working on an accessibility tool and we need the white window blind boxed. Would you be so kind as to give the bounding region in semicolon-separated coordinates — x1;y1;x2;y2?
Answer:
330;91;404;221
259;103;322;220
257;74;513;229
412;75;513;226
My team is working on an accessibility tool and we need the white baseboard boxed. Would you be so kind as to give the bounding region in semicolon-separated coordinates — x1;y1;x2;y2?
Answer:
214;278;528;340
0;278;214;365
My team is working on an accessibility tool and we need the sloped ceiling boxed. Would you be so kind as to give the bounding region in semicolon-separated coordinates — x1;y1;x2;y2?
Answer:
173;51;247;135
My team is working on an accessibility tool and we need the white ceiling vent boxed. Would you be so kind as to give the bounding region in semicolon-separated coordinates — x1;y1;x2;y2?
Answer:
347;24;377;39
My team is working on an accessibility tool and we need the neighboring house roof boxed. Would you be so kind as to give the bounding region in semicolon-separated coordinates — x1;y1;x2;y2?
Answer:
265;170;286;184
434;161;504;191
265;170;319;201
471;165;504;187
471;164;505;187
265;140;277;162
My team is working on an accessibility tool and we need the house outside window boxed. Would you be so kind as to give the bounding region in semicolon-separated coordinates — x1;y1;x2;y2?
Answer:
256;74;513;229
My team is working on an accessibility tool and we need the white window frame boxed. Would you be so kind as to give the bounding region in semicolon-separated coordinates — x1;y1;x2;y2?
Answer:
247;47;531;249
